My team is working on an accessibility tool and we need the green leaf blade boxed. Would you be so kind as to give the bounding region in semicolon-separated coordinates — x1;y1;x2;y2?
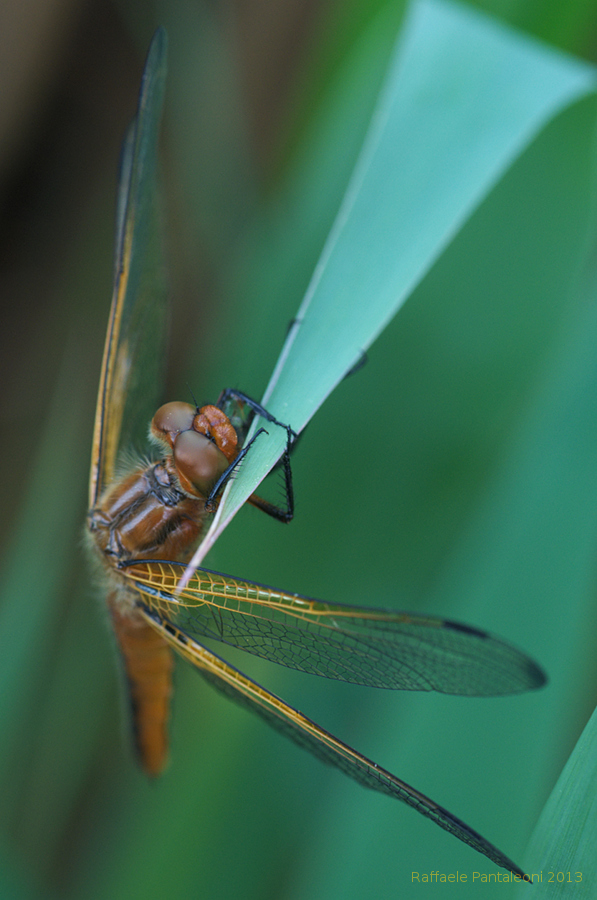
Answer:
199;0;597;557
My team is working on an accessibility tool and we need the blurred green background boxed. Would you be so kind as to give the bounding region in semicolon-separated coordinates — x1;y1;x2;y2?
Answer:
2;0;597;898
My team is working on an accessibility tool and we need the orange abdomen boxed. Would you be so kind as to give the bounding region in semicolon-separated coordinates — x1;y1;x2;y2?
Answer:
109;600;174;776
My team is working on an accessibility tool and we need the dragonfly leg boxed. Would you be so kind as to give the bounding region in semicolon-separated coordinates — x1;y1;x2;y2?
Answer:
215;389;296;522
204;426;269;511
217;388;297;444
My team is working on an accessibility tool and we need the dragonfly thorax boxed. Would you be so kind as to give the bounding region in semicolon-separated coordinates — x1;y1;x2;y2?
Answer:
88;460;206;564
88;400;249;570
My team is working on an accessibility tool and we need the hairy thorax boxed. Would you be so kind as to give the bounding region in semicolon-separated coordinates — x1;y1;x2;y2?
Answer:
87;458;206;571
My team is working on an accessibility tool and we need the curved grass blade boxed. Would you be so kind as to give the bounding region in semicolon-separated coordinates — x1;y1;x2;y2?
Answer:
189;0;597;571
516;704;597;895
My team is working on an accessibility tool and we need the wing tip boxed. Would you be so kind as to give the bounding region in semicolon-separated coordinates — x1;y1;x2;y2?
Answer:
150;26;168;62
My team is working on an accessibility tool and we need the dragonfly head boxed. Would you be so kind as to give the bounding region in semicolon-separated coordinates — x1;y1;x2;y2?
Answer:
151;401;238;499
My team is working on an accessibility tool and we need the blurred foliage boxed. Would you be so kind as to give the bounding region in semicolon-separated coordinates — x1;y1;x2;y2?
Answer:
2;1;597;899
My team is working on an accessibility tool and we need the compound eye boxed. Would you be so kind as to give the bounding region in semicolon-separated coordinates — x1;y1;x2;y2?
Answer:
151;402;195;449
173;430;229;497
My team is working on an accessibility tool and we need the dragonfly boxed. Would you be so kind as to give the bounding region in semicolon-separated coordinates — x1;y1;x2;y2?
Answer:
87;28;545;881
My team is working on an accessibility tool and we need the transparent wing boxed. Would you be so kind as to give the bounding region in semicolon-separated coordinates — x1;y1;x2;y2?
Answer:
89;29;169;507
122;561;546;696
137;600;528;879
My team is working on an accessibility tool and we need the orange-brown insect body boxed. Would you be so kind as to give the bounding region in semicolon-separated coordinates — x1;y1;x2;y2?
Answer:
88;402;241;775
108;602;174;777
89;462;204;563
